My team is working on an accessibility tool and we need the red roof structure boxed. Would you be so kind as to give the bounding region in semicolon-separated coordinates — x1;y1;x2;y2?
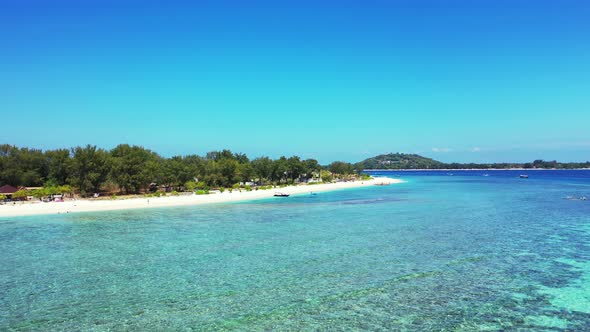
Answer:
0;185;19;194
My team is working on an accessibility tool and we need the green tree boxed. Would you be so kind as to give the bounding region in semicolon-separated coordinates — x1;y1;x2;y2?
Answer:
303;159;320;175
252;157;273;183
219;158;239;187
320;170;333;182
46;149;71;185
182;155;205;182
58;185;73;197
31;188;48;199
69;145;111;196
329;161;354;175
202;159;222;187
234;152;249;164
184;181;198;191
272;157;289;183
286;156;305;182
110;144;159;194
160;156;191;190
237;162;254;183
12;189;30;200
0;145;47;186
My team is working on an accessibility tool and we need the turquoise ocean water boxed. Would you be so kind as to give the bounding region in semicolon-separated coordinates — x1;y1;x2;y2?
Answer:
1;170;590;331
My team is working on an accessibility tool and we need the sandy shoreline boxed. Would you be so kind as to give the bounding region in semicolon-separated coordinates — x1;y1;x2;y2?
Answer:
0;178;402;217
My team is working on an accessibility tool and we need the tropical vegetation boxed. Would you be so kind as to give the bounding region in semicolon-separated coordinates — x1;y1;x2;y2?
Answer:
0;144;359;197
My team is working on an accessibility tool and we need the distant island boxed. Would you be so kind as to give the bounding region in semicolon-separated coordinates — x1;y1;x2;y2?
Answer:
355;153;590;170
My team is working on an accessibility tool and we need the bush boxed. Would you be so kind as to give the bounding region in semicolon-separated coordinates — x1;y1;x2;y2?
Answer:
59;185;73;194
31;188;46;199
219;187;225;193
43;187;55;195
196;190;208;195
228;188;233;193
185;181;198;191
245;185;252;191
321;170;333;183
12;190;30;200
171;190;179;196
359;174;372;180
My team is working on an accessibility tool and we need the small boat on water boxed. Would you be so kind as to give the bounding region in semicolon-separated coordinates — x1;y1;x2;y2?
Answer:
519;175;529;179
274;192;290;197
483;174;490;177
565;196;588;201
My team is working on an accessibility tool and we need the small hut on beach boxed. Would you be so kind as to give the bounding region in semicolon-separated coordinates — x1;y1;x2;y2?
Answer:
0;185;19;199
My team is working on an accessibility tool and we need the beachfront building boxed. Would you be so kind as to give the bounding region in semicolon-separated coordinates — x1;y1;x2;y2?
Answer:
0;185;19;199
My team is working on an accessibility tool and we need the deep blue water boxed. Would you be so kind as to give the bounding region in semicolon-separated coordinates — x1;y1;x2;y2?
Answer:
1;170;590;331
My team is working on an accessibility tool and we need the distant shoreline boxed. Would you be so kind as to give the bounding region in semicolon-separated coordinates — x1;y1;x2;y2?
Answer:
365;168;590;171
0;178;403;218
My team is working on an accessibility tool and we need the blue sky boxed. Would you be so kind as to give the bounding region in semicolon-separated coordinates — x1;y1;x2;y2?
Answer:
1;0;589;163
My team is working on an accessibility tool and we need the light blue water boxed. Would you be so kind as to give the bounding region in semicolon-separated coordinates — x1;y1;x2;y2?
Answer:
1;170;590;331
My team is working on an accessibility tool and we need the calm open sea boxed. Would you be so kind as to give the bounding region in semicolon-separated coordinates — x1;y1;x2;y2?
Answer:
1;170;590;331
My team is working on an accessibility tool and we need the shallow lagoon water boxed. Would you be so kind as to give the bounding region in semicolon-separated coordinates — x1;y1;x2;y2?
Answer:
1;170;590;330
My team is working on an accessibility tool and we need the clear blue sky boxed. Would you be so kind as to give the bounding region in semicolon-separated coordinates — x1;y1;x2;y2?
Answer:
1;0;589;163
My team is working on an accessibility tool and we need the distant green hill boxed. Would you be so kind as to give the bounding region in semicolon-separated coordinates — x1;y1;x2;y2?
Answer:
356;153;590;170
355;153;444;169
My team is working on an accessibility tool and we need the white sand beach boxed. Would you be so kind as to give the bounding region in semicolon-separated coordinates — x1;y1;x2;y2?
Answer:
0;178;402;217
